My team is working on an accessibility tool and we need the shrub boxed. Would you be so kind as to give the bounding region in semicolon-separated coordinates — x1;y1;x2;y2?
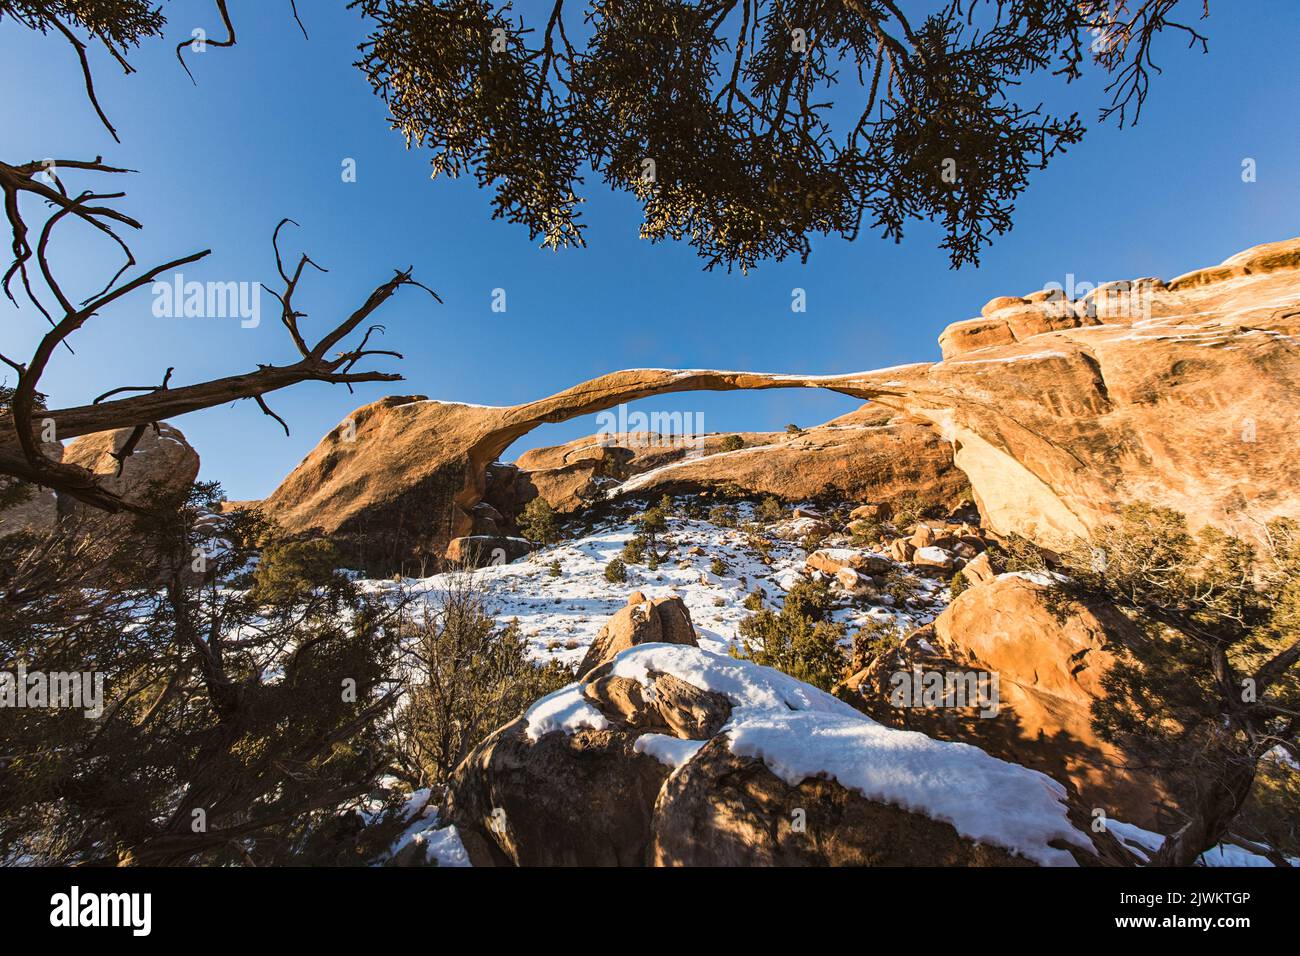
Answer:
851;618;904;671
636;506;667;549
720;434;744;452
251;538;347;607
622;535;645;564
708;504;737;528
0;482;407;866
518;496;559;544
743;589;764;611
547;559;561;578
785;423;802;435
709;557;726;576
1060;504;1300;865
658;494;675;515
732;580;846;691
393;583;572;789
882;569;921;606
604;558;627;583
756;495;784;523
949;570;968;599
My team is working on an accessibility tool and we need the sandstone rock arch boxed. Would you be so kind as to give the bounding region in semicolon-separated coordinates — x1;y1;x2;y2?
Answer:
261;237;1300;573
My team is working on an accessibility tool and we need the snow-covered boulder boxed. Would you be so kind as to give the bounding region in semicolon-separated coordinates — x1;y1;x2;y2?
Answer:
442;631;1136;866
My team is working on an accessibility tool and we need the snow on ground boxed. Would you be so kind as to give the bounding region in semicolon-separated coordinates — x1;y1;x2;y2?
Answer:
375;789;471;867
1105;820;1298;868
363;501;948;672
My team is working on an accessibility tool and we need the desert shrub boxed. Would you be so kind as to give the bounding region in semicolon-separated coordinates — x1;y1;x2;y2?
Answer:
745;529;773;562
547;559;561;578
851;618;904;671
622;534;645;564
889;492;928;529
743;589;764;611
518;496;559;544
801;530;830;553
251;538;348;607
708;504;737;528
604;558;627;583
658;494;675;515
0;482;406;866
709;557;726;576
646;550;660;571
720;434;744;452
1059;504;1300;865
949;570;968;599
849;519;883;545
882;569;921;606
756;495;784;523
785;423;802;435
732;579;846;691
391;582;572;789
636;505;667;550
987;533;1048;574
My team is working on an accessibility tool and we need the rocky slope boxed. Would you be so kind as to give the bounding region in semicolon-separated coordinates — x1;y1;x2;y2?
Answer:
259;237;1300;572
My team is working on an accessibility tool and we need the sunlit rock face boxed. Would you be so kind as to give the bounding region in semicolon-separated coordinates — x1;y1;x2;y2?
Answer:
260;238;1300;570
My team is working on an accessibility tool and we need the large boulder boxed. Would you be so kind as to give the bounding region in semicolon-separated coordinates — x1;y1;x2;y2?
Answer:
443;608;1135;867
62;423;199;509
576;593;697;676
844;573;1173;830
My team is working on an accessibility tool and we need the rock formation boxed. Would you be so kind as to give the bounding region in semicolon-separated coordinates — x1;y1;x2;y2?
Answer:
0;424;200;535
443;602;1137;867
261;237;1300;571
841;572;1173;830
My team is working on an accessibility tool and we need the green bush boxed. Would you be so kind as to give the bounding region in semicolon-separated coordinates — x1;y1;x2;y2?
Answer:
709;557;726;576
394;587;572;788
720;434;745;452
743;589;764;611
732;579;846;691
518;497;560;544
548;559;561;578
622;534;645;564
251;538;347;607
604;558;627;583
708;504;737;528
949;570;968;599
756;495;784;523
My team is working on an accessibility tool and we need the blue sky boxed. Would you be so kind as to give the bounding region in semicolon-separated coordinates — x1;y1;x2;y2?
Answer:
2;1;1297;500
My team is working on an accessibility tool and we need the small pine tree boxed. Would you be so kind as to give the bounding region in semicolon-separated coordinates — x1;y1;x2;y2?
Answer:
732;580;846;691
949;570;968;599
708;504;737;528
604;558;627;583
709;557;726;576
622;535;645;564
518;497;559;544
548;559;561;578
756;495;784;523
